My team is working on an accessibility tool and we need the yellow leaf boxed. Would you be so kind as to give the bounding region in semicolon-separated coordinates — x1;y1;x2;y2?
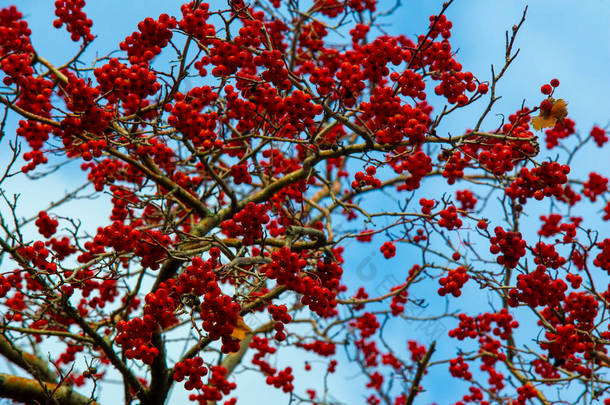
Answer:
231;316;252;340
531;115;557;131
531;98;568;131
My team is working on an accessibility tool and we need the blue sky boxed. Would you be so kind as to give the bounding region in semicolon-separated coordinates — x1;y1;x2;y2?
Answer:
2;0;610;404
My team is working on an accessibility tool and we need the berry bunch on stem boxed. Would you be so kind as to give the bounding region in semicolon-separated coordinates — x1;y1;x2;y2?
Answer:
2;1;610;405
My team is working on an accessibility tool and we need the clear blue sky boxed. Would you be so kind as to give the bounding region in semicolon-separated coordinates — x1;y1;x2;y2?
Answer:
1;0;610;404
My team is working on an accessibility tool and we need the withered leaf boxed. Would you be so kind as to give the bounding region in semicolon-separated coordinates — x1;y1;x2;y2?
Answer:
230;316;252;340
531;98;568;131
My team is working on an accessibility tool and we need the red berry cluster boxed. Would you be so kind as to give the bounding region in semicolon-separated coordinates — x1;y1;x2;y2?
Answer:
116;317;159;364
221;203;270;245
356;230;374;242
381;352;402;370
460;386;484;403
179;2;215;46
419;198;435;215
505;162;570;203
390;285;408;316
78;221;171;270
53;0;94;43
196;288;240;349
540;78;560;95
266;367;294;392
582;172;608;202
352;312;380;339
438;266;469;297
173;356;208;390
35;211;58;238
449;356;472;380
56;344;84;366
591;125;608;147
352;166;381;189
434;70;476;106
254;50;290;90
366;371;383;390
532;357;560;379
165;86;219;149
314;0;344;18
281;90;323;131
94;58;161;106
380;241;396;259
455;189;477;212
189;366;236;404
120;14;177;64
347;0;376;13
0;6;33;55
541;323;587;363
449;310;518;341
508;265;568;307
364;91;430;146
437;205;462;230
143;286;178;329
18;241;57;273
532;242;566;269
391;68;426;100
544;118;575;149
250;336;277;375
296;340;336;356
394;151;433;191
565;273;583;289
263;247;340;318
407;340;427;362
489;227;526;269
46;236;76;260
594;238;610;274
538;214;562;237
514;384;539;405
268;304;292;341
264;247;307;290
439;150;469;185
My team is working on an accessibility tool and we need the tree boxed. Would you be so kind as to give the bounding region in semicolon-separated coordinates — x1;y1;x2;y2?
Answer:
0;0;609;404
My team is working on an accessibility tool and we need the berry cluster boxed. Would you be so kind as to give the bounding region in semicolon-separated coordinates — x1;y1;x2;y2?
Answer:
449;356;472;380
419;198;435;215
438;266;469;297
393;151;432;191
94;59;161;107
120;14;177;64
506;162;570;203
116;317;159;364
390;285;408;316
380;241;396;259
35;211;58;238
455;189;477;212
266;367;294;393
508;265;568;307
437;205;462;230
268;304;292;341
489;227;526;268
532;242;566;269
407;340;427;362
544;118;575;149
582;172;608;202
591;125;608;147
188;366;236;404
173;357;208;391
221;203;270;245
352;312;380;339
53;0;94;43
18;241;57;274
439;150;469;185
352;166;381;189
